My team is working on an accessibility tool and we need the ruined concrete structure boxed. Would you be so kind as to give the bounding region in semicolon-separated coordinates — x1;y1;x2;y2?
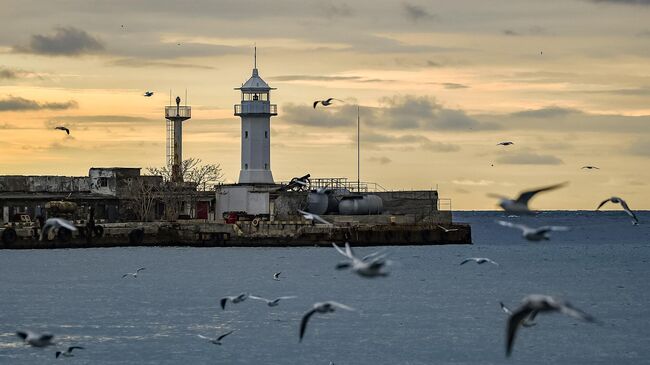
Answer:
0;168;162;224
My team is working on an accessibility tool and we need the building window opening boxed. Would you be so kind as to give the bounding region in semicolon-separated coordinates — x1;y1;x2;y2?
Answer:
253;93;259;101
264;131;268;138
244;163;248;170
264;163;268;170
245;131;248;139
99;177;108;187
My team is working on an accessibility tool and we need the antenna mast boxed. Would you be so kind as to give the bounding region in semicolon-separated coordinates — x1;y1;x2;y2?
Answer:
357;105;360;193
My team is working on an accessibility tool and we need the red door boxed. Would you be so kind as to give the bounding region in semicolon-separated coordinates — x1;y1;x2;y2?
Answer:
196;201;209;219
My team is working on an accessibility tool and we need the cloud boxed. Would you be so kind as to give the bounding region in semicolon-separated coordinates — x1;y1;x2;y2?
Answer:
511;106;580;118
0;96;78;111
320;2;354;18
590;0;650;5
452;179;494;186
626;139;650;156
496;152;564;165
46;115;155;128
503;29;520;36
361;131;460;152
109;58;214;70
441;82;469;89
13;27;104;56
426;60;443;67
402;3;435;22
367;156;392;164
0;67;41;80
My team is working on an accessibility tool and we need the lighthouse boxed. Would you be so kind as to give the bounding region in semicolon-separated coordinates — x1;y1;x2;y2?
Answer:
234;48;277;184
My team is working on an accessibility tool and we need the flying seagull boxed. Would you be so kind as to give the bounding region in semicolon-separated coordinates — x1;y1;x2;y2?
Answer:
122;267;146;278
506;294;596;357
496;220;569;241
249;295;297;307
488;182;567;214
220;293;249;310
332;242;390;278
437;225;459;233
198;330;234;345
313;98;343;109
55;346;84;358
299;301;355;342
55;126;70;135
297;209;332;226
40;218;77;241
273;272;282;281
143;91;154;97
16;331;54;348
596;196;639;225
497;141;514;146
460;257;499;266
581;165;599;170
500;302;537;328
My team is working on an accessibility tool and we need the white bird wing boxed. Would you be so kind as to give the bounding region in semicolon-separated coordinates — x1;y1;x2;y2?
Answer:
496;220;529;232
197;334;212;340
500;302;513;315
277;296;298;300
52;218;78;232
312;214;332;225
136;267;146;273
248;295;270;302
618;199;639;223
515;182;567;205
332;242;354;259
329;301;355;311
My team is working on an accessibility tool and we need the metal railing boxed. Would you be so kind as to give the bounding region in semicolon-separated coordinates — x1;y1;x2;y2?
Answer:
277;177;387;193
165;106;191;119
234;103;277;115
438;198;452;211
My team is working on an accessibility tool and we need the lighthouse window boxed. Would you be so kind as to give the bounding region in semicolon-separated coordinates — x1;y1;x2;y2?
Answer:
245;164;248;170
253;93;259;101
264;163;268;169
264;131;268;138
245;131;248;139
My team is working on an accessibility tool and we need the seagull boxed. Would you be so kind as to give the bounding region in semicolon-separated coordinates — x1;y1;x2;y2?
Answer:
249;295;297;307
437;225;459;233
299;301;355;342
581;166;599;170
197;330;234;345
55;346;84;358
297;209;332;226
500;302;537;328
497;141;514;146
460;257;499;266
596;196;639;225
143;91;154;97
16;331;54;347
313;98;343;109
55;126;70;135
122;267;145;278
488;182;567;214
40;218;78;241
506;294;596;357
273;272;282;281
332;242;390;278
496;220;569;241
220;293;249;310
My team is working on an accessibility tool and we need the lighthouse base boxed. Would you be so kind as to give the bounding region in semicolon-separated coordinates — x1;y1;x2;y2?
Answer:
238;169;274;184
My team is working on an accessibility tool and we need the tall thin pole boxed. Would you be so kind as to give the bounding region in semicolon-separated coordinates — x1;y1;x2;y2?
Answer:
357;105;360;193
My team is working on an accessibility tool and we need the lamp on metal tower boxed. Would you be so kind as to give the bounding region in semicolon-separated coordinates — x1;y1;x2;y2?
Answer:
164;95;191;183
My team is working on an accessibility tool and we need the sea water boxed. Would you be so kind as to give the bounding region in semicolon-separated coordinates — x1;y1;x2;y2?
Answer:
1;211;649;364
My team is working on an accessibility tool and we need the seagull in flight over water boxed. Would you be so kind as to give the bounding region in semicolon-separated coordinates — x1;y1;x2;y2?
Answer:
496;220;569;241
198;330;234;345
122;267;145;278
299;301;355;342
298;209;332;226
333;242;390;278
54;126;70;135
273;272;282;281
596;196;639;225
249;295;297;307
488;182;567;214
16;331;54;347
313;98;343;108
505;294;597;357
437;225;459;233
55;346;84;358
460;257;499;266
220;293;249;310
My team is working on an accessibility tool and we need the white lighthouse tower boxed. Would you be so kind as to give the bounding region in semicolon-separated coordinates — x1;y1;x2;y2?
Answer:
234;48;277;184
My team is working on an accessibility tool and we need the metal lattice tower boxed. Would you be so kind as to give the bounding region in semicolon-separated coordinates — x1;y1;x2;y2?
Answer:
164;96;191;183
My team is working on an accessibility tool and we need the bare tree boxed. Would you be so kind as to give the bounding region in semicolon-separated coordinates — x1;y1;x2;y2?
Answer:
124;177;159;222
147;157;223;191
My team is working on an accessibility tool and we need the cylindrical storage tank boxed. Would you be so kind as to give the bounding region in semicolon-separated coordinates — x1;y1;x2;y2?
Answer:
339;195;383;215
306;192;328;215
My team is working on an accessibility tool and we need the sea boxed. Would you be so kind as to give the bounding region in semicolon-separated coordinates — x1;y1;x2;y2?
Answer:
1;211;649;365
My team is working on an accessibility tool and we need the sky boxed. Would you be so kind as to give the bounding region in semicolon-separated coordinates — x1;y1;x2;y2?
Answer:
1;0;649;210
